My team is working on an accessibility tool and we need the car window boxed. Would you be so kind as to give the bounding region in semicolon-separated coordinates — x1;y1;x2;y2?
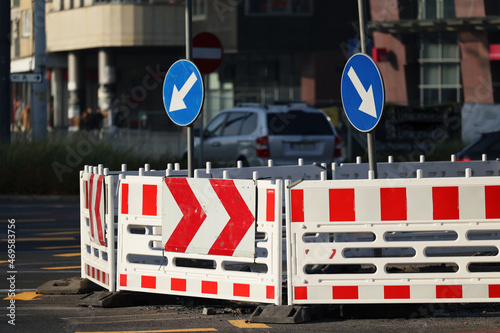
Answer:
240;112;258;135
204;113;226;138
267;112;333;135
222;112;246;136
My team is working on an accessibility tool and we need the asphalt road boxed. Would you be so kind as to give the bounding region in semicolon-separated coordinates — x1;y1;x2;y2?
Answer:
1;199;500;332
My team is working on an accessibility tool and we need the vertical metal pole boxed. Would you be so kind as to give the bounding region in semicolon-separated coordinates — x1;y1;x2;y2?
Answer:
32;0;48;141
186;0;194;177
357;0;377;178
0;1;11;143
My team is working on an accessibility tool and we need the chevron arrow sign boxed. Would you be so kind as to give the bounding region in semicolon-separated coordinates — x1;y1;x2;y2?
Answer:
88;174;107;247
162;178;256;257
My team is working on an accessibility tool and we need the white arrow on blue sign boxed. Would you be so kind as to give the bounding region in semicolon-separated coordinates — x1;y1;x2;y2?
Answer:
341;53;385;132
163;59;204;126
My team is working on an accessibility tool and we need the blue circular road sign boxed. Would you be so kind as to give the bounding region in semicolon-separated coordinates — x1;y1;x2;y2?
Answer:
341;53;385;132
163;59;204;126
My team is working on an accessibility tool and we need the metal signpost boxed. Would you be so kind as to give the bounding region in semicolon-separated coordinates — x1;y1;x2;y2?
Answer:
162;0;203;178
341;0;384;177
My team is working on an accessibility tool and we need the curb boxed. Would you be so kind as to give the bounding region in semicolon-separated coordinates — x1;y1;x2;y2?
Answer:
0;195;79;202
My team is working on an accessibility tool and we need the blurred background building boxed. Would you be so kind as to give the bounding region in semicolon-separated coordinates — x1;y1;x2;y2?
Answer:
9;0;500;159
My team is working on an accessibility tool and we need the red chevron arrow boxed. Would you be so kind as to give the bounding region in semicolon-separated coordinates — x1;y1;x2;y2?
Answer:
208;179;255;256
89;174;106;247
164;177;207;252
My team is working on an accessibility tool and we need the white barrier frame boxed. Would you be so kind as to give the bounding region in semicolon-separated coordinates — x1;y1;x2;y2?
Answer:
286;174;500;305
80;165;116;291
116;175;283;305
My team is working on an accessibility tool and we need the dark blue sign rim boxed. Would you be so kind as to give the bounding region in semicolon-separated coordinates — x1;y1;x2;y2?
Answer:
162;59;205;127
341;53;385;133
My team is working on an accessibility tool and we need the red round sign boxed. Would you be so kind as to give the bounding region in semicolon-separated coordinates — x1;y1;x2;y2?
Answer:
192;32;223;74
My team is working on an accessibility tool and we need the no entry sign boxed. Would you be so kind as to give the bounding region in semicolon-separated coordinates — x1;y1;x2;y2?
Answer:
193;32;223;74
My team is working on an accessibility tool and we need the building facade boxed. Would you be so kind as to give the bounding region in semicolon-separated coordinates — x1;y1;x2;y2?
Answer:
369;0;500;106
11;0;361;135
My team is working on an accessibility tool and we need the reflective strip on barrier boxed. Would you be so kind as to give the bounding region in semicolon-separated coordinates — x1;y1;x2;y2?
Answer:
80;167;116;291
117;176;282;305
286;176;500;304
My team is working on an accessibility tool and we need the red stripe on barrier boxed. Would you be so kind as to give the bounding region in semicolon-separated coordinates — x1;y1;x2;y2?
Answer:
332;286;358;299
141;276;156;289
89;174;95;240
485;186;500;219
164;178;207;253
433;187;459;220
266;286;274;299
436;285;462;298
142;184;157;216
329;188;355;222
233;283;250;297
121;183;129;214
384;285;410;299
294;286;307;300
202;281;217;295
489;285;500;298
96;269;101;282
95;175;106;246
208;179;255;256
92;266;95;279
266;189;275;222
120;274;127;287
380;188;407;221
171;278;186;292
291;189;304;222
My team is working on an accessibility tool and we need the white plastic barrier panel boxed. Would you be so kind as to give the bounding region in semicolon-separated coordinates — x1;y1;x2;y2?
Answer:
333;158;500;180
80;166;116;291
117;176;283;305
286;174;500;305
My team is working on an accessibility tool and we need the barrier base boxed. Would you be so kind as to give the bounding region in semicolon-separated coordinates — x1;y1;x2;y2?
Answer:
251;305;311;324
78;291;183;308
36;277;102;295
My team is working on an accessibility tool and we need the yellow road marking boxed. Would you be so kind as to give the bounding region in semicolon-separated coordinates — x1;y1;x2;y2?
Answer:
76;329;218;333
228;320;271;328
3;292;42;301
1;237;75;242
0;260;8;264
36;245;80;250
37;231;80;236
53;253;81;257
41;266;81;270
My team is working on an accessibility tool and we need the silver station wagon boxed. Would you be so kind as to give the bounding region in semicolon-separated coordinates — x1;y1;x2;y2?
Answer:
195;103;342;167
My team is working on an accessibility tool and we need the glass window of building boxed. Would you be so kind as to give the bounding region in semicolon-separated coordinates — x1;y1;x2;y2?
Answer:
22;9;31;37
419;0;456;20
419;32;462;105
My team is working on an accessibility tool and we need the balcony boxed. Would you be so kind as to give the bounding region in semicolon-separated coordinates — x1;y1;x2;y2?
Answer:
46;2;185;52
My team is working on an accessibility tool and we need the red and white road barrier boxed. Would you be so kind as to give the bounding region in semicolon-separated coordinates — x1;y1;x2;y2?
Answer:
333;155;500;180
116;174;283;305
80;165;116;291
286;173;500;305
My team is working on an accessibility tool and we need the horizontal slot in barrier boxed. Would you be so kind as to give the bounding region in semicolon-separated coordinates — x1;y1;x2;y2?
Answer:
386;263;459;274
385;231;458;242
425;246;498;257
